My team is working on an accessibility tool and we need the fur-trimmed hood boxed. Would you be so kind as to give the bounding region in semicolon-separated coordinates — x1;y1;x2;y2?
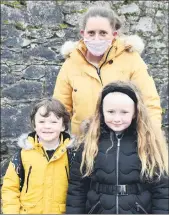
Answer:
61;35;144;58
17;132;75;150
17;133;34;150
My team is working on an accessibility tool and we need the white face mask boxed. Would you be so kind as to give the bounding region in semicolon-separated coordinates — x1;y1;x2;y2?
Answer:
84;38;112;56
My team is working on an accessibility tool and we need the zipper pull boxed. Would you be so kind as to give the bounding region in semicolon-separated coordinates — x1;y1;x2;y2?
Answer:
135;202;148;214
136;202;139;212
116;133;124;147
117;138;120;147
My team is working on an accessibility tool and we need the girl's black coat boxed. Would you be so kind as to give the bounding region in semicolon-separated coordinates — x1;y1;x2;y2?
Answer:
66;129;169;214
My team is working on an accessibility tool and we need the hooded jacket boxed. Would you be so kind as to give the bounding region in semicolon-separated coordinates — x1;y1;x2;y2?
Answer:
1;132;75;214
53;36;161;135
66;126;169;214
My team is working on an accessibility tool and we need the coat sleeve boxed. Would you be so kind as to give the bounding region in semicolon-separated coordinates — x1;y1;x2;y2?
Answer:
130;52;162;127
53;62;73;117
1;160;21;214
151;176;169;214
66;147;91;214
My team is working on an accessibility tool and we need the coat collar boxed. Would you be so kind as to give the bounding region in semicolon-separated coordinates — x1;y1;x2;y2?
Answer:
60;34;145;59
61;35;144;82
76;38;126;67
17;131;70;150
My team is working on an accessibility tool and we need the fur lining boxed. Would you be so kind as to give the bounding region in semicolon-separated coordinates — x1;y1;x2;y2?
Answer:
80;118;91;135
118;35;145;54
66;135;79;149
17;133;34;150
61;35;144;58
66;119;91;148
17;133;75;150
60;41;78;58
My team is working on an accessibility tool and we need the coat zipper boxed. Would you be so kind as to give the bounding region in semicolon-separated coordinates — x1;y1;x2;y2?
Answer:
42;147;49;161
136;202;148;214
94;46;113;86
116;137;121;214
115;133;124;214
26;166;32;193
96;68;103;85
78;46;113;86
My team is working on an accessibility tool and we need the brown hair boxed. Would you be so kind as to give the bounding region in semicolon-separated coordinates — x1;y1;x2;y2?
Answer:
80;6;122;31
30;98;70;131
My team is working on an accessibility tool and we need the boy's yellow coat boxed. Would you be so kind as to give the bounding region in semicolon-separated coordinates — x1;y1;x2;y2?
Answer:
2;133;70;214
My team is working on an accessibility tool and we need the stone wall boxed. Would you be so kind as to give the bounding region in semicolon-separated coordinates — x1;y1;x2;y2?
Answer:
1;0;168;176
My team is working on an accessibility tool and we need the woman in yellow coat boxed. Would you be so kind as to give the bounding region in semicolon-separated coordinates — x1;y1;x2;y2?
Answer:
53;6;161;135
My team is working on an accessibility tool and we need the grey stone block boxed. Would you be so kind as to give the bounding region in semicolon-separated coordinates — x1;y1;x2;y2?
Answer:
1;5;26;24
22;45;57;61
1;64;10;74
44;66;60;96
1;25;22;39
1;74;20;87
2;81;43;100
1;105;32;138
23;65;46;80
118;3;140;15
26;1;64;27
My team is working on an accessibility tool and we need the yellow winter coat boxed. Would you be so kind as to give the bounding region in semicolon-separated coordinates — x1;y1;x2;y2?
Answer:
53;37;162;135
2;132;71;214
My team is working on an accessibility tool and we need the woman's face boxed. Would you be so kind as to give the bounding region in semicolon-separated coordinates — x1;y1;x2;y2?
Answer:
81;16;115;41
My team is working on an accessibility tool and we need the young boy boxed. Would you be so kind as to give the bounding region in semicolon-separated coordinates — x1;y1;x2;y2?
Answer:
2;98;75;214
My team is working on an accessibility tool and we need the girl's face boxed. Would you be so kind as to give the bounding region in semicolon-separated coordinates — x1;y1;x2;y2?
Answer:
103;92;135;133
34;106;65;144
80;16;115;41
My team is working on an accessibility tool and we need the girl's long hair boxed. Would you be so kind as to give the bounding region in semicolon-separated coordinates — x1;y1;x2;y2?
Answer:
78;81;168;180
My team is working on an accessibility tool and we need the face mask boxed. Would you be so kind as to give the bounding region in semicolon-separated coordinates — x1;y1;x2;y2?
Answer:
84;38;112;56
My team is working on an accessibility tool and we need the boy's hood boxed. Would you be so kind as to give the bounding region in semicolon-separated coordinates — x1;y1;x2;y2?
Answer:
61;34;145;58
17;132;76;150
17;133;34;150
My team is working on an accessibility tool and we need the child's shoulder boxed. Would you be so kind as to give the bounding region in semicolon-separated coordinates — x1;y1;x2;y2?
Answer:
17;132;35;151
11;131;35;168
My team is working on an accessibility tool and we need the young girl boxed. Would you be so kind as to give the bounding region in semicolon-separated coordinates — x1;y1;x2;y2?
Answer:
2;98;75;214
66;81;169;214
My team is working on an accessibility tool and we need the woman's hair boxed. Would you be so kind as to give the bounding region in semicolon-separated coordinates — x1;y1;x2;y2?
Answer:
80;6;122;31
79;81;168;181
30;98;70;131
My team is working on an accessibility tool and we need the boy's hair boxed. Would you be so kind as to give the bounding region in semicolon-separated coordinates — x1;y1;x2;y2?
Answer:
30;98;70;131
80;6;122;31
79;81;168;180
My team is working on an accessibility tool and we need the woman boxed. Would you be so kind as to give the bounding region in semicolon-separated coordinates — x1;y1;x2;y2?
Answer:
53;6;161;135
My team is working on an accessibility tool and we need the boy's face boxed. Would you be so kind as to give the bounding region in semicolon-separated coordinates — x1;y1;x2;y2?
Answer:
34;106;65;144
103;92;135;133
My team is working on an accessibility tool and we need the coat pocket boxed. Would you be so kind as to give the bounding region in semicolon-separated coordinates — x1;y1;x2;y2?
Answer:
26;166;32;193
20;199;43;214
88;201;103;214
20;203;36;214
